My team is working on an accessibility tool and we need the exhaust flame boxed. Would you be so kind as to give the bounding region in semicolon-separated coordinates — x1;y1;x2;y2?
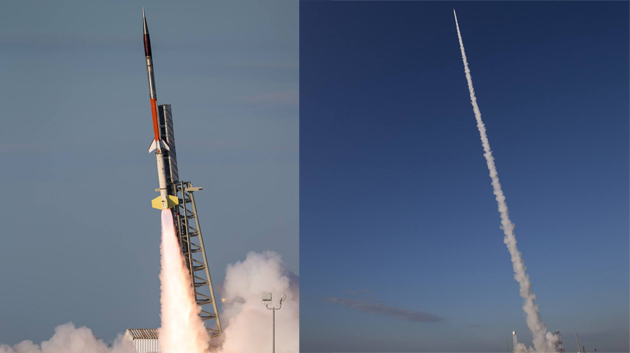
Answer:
453;10;558;353
0;211;210;353
159;209;209;353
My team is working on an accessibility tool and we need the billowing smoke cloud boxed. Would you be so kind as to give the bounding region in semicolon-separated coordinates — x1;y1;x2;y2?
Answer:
0;323;134;353
218;251;299;353
158;209;209;353
0;225;296;353
453;9;558;353
326;297;442;323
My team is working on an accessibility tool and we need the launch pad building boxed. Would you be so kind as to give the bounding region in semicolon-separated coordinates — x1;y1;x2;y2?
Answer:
123;329;159;353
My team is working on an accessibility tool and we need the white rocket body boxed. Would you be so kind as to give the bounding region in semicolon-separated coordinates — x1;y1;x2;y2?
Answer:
144;11;178;211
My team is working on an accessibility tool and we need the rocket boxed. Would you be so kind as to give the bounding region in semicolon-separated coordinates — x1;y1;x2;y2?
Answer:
512;331;518;351
143;10;179;210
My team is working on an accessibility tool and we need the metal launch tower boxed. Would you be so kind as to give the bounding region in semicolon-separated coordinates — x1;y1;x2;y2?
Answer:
158;105;222;338
143;12;222;339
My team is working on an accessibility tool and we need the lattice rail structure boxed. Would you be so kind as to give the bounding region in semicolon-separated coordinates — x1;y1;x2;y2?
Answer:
172;181;222;338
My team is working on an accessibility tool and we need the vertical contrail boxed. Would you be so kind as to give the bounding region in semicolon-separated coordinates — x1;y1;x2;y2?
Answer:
453;10;557;353
159;210;210;353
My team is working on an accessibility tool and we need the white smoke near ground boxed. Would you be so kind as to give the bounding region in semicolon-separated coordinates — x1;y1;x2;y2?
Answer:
158;209;209;353
218;251;299;353
453;9;559;353
0;220;297;353
0;323;134;353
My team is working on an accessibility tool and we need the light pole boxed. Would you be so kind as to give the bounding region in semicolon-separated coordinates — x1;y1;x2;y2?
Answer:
262;292;287;353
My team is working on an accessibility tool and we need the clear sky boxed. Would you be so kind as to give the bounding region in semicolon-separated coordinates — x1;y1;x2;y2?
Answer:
0;0;297;345
300;1;628;352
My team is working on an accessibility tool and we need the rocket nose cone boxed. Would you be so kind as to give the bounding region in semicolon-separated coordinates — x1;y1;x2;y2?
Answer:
143;11;152;57
143;11;149;35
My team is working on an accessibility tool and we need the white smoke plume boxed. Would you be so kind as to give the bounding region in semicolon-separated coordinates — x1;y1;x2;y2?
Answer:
218;251;299;353
0;323;134;353
158;209;209;353
453;9;559;353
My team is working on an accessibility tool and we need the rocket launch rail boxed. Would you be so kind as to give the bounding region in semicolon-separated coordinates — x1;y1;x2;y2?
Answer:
143;10;222;338
172;181;222;338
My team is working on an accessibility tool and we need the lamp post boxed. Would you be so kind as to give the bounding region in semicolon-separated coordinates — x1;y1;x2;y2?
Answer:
262;292;287;353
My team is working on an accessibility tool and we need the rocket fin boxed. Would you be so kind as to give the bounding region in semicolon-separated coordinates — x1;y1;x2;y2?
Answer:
151;196;161;209
149;140;170;153
149;140;157;153
151;195;179;209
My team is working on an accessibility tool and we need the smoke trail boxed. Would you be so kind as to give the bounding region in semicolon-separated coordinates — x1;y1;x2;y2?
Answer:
0;323;134;353
453;10;558;353
218;251;299;353
158;209;209;353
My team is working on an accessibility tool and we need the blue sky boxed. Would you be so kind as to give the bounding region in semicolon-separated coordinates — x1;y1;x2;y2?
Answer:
0;0;297;345
300;2;628;352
